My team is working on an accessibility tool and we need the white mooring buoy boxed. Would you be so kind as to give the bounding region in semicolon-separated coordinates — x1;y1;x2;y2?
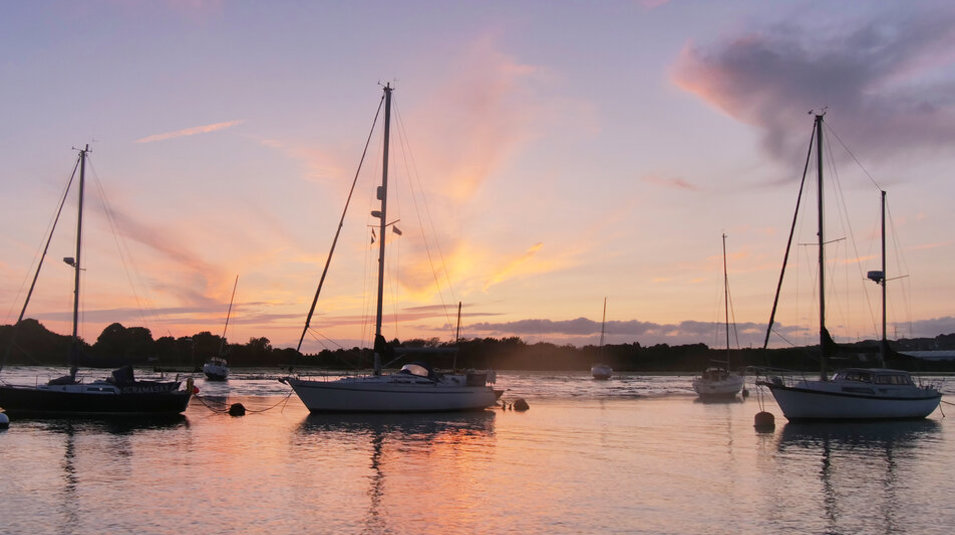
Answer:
0;412;10;429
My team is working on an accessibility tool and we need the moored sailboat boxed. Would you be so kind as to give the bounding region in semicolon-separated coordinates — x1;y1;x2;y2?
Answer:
202;275;238;381
756;114;940;421
0;146;193;416
692;234;744;399
591;298;612;380
282;84;499;413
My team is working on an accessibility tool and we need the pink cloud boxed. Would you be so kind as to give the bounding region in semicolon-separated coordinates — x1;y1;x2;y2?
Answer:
135;120;244;144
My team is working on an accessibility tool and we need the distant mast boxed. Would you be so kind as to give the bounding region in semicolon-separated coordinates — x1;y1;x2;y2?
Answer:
722;233;730;362
599;297;607;347
220;275;239;356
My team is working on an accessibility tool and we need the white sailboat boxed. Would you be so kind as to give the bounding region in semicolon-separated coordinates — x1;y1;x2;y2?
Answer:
283;84;500;413
591;298;612;380
757;113;941;421
693;235;744;399
202;275;238;381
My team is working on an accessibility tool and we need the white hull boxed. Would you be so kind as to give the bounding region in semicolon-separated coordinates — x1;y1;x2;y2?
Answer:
202;357;229;381
692;374;743;398
591;364;612;380
762;377;941;421
286;375;499;413
203;361;229;381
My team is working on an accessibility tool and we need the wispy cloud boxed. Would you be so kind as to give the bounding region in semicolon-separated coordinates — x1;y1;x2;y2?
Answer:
135;120;245;144
643;173;699;191
483;242;544;291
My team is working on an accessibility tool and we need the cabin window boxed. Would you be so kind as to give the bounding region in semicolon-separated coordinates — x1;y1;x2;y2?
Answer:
840;372;872;383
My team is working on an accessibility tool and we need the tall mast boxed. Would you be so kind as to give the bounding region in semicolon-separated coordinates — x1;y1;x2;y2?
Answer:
722;233;730;360
880;190;887;367
70;145;89;378
373;83;393;375
815;114;827;381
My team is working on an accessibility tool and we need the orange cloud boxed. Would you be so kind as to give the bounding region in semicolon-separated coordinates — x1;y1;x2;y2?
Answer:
483;242;545;291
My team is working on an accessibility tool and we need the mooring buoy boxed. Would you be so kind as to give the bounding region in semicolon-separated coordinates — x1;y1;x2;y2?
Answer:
513;398;530;411
228;403;247;416
754;411;775;432
0;412;9;429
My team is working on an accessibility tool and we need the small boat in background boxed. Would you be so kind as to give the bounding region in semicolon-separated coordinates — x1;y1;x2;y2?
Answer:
203;275;238;381
692;233;743;399
693;367;743;399
591;363;613;380
203;356;229;381
590;298;612;380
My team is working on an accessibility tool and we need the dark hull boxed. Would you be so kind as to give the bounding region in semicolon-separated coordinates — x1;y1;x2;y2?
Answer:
0;385;192;416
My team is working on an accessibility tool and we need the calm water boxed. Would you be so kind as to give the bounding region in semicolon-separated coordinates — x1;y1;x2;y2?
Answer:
1;368;954;534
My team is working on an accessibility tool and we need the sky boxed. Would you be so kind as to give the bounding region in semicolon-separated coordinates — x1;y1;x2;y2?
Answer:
2;0;954;355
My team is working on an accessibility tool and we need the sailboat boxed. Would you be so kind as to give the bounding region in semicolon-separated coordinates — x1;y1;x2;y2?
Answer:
756;113;941;421
0;146;193;416
590;298;612;380
692;233;744;399
282;84;500;413
202;275;237;381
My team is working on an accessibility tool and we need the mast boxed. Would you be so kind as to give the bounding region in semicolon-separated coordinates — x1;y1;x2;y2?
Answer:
599;297;607;347
815;114;827;381
879;190;887;367
372;83;393;375
722;233;730;362
219;275;239;357
453;301;462;370
69;145;89;378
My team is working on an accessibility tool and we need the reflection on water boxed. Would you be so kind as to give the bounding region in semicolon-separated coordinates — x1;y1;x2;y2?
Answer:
41;414;189;435
2;369;953;535
297;412;496;534
298;410;496;438
779;419;941;448
776;420;942;535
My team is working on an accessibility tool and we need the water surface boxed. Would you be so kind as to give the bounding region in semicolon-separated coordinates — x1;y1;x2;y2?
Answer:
1;369;952;534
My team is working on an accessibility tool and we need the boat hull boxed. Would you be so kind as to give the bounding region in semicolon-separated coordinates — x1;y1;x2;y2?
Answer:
286;376;499;413
760;381;940;421
693;375;744;399
203;366;229;381
591;365;612;380
0;384;192;416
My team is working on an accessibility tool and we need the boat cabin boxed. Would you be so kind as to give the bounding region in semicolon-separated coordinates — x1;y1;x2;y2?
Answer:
700;367;732;381
831;369;915;386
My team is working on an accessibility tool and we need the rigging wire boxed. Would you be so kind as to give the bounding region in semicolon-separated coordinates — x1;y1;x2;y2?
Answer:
2;157;82;370
822;125;879;342
297;92;385;353
86;159;156;334
392;97;458;338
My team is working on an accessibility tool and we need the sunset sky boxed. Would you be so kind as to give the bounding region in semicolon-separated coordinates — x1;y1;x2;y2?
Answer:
2;1;954;354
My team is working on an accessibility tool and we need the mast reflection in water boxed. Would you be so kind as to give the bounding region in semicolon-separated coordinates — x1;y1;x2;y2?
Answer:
0;369;952;534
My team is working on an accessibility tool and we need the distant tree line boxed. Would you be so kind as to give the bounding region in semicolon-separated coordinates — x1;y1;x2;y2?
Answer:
3;318;955;373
